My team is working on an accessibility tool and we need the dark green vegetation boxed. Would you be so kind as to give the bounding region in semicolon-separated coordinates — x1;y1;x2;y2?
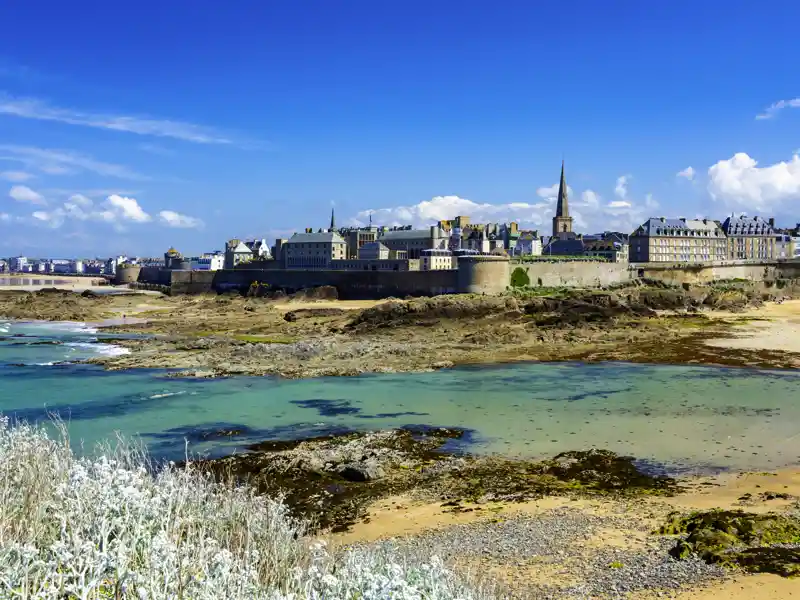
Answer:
660;509;800;577
430;449;679;509
509;267;530;288
190;429;679;534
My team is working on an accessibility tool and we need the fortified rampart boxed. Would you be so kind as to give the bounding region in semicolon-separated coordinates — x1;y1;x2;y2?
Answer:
458;255;510;294
130;258;800;297
511;261;629;288
114;266;141;285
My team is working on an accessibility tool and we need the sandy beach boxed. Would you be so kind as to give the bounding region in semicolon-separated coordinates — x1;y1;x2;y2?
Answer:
706;299;800;359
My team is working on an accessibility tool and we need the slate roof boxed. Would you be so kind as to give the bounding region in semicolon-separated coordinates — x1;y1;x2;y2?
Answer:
379;229;436;241
286;231;346;244
360;241;389;252
543;238;585;255
721;215;775;236
633;218;724;237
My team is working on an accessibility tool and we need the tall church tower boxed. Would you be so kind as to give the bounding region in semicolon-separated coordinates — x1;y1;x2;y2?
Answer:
329;207;336;232
552;160;573;237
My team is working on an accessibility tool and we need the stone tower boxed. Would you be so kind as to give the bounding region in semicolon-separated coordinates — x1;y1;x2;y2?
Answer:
552;160;574;237
330;206;336;231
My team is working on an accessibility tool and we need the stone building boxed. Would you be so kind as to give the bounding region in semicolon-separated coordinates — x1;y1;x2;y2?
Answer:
721;215;776;260
378;225;447;259
358;241;389;260
515;231;542;256
629;217;727;263
224;239;255;269
421;248;456;270
583;239;628;263
283;230;347;269
244;239;272;260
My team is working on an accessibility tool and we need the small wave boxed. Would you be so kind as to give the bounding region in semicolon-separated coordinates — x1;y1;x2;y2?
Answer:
34;361;56;366
16;321;99;335
149;391;187;400
64;342;130;357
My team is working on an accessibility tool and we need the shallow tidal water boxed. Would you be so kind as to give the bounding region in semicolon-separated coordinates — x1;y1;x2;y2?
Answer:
1;320;799;474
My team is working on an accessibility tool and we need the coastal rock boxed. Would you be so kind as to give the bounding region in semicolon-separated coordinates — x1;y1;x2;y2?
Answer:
337;461;385;482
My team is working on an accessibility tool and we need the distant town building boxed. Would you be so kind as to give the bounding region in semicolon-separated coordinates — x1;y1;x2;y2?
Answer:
378;225;447;259
583;239;628;262
358;241;390;260
515;231;542;256
9;256;27;272
339;225;379;259
283;230;347;269
164;247;183;269
244;239;272;260
630;217;727;263
420;248;456;270
775;234;793;259
191;252;225;271
721;215;776;260
331;258;419;271
225;239;255;269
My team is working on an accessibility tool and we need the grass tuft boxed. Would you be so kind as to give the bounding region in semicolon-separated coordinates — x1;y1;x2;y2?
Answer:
0;417;493;599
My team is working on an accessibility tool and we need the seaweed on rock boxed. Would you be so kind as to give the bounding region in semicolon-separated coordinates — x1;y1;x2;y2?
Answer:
660;509;800;577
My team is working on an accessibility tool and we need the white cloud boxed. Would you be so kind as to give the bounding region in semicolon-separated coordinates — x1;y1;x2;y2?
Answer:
0;145;146;180
0;170;33;182
106;195;151;223
0;93;233;144
607;200;632;208
351;185;651;236
707;152;800;212
158;210;204;229
29;194;152;230
536;183;574;200
614;175;631;199
9;185;46;205
756;98;800;120
0;212;10;222
67;193;92;207
581;190;600;208
676;166;695;181
645;193;659;209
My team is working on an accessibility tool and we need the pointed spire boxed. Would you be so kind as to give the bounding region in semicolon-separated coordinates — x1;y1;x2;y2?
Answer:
556;160;569;218
330;206;336;231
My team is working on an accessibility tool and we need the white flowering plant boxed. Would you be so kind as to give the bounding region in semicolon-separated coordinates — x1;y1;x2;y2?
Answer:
0;417;493;599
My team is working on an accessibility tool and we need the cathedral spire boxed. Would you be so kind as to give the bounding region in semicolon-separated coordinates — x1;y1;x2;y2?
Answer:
556;160;569;218
330;206;336;231
552;160;574;237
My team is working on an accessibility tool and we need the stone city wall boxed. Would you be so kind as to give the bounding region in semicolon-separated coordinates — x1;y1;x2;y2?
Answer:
137;258;800;297
510;260;630;288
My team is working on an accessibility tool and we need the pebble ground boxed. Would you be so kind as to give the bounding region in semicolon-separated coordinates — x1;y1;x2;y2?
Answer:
360;507;727;599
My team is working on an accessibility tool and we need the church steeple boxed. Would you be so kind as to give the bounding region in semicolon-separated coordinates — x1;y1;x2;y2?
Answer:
552;160;574;237
330;206;336;231
556;160;569;218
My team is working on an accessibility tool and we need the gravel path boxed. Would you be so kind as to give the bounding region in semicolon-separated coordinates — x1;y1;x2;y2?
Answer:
358;508;726;599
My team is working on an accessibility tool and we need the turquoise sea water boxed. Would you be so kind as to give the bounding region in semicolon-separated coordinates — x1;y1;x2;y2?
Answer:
1;319;799;474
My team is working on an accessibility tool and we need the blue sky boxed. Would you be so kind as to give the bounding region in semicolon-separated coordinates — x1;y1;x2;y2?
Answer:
1;0;799;257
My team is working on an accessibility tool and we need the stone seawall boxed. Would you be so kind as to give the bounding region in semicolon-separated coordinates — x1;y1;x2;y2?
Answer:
511;261;630;288
138;258;800;297
164;268;459;299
